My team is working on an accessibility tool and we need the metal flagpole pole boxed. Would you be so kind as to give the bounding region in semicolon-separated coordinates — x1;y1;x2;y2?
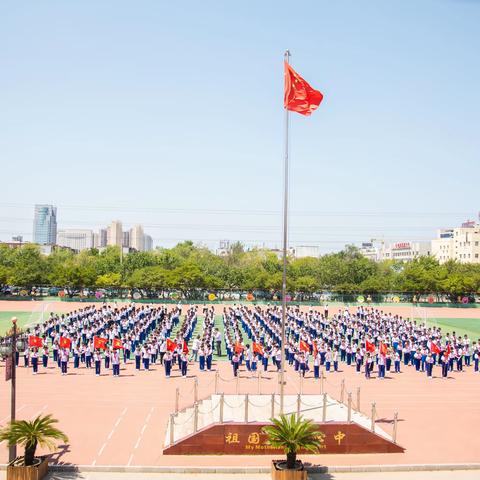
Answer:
279;49;291;415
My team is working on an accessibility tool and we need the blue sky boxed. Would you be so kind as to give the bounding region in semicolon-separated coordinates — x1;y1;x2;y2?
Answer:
0;0;479;251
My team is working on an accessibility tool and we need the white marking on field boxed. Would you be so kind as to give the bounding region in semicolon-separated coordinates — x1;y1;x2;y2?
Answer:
92;406;128;463
127;453;134;466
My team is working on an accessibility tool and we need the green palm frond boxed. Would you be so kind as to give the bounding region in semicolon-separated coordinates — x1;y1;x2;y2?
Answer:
262;414;322;454
0;414;68;450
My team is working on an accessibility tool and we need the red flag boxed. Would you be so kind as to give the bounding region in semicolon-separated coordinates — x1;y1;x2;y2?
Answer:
94;336;108;350
59;337;71;349
166;339;177;352
380;343;388;356
299;340;310;353
112;338;123;350
183;341;189;354
234;342;244;354
313;342;319;357
446;344;452;356
28;336;43;348
365;340;375;353
284;61;323;116
431;342;441;355
253;342;264;356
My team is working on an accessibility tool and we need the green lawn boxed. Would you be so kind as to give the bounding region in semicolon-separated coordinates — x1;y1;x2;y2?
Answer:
0;311;56;335
425;317;480;341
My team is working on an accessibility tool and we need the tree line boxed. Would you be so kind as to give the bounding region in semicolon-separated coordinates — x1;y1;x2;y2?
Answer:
0;241;479;300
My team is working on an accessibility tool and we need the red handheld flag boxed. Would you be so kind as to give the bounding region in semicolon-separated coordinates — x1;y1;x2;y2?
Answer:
446;344;452;356
365;340;376;353
166;339;177;352
234;342;244;354
284;61;323;116
28;336;43;348
112;338;123;350
380;343;388;356
253;342;264;356
313;342;319;357
431;342;441;355
59;337;71;349
183;341;189;354
299;340;310;353
94;336;108;350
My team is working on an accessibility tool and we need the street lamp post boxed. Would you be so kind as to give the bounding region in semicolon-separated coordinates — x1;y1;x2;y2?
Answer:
9;317;18;462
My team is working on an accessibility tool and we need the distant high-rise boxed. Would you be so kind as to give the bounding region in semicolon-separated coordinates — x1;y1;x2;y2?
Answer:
107;220;123;247
57;229;93;252
144;234;153;252
33;204;57;245
122;231;130;248
129;225;145;251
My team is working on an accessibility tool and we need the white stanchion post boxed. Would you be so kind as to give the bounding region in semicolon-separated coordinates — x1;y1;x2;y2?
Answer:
371;402;376;432
320;371;325;395
296;394;301;417
340;379;345;404
215;370;219;394
357;387;361;412
245;394;249;423
194;402;199;433
393;411;398;443
175;387;180;414
322;393;327;422
219;393;224;424
300;374;304;395
271;393;275;419
194;376;198;403
347;392;352;422
169;413;175;445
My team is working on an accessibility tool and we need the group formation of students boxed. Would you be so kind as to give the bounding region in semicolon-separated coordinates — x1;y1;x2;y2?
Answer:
5;302;480;382
221;305;480;380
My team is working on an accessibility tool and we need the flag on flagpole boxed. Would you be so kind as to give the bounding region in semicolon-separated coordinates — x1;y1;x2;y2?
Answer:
93;336;108;350
299;340;310;353
365;340;376;353
284;61;323;116
166;339;177;352
431;342;441;354
28;336;43;348
59;337;71;349
234;342;244;354
112;338;124;349
380;343;388;356
183;341;189;354
253;342;264;356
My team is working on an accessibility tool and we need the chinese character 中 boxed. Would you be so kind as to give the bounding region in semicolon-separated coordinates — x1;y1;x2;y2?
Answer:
334;431;346;445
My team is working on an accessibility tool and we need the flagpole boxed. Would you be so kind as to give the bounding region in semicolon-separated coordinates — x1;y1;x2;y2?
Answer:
279;49;290;415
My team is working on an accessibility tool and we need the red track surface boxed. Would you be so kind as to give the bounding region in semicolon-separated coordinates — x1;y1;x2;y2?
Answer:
0;302;479;467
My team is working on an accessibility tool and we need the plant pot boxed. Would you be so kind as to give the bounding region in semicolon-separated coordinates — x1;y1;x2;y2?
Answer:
7;456;49;480
271;460;307;480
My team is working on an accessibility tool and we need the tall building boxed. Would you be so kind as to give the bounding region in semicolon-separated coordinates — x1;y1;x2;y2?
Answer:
359;242;379;261
431;222;480;264
99;228;108;247
33;204;57;245
129;225;145;251
122;231;130;248
107;220;123;247
379;241;431;262
57;229;94;252
431;229;455;264
144;234;153;252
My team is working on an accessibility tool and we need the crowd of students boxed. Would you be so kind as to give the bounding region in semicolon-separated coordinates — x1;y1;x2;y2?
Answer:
4;302;480;382
222;305;480;380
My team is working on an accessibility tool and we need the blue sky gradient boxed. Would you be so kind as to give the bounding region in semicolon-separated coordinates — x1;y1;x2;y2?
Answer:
1;1;479;250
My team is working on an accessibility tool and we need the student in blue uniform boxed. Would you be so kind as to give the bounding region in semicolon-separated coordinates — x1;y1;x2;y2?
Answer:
232;352;240;377
164;350;173;378
180;351;188;378
31;348;39;374
94;350;101;376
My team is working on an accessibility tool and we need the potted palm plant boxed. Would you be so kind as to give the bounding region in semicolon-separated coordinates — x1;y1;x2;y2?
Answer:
262;414;322;480
0;414;68;480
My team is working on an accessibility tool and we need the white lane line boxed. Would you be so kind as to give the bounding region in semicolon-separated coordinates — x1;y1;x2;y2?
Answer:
134;437;141;449
127;453;134;466
0;405;26;424
91;407;128;465
129;407;154;463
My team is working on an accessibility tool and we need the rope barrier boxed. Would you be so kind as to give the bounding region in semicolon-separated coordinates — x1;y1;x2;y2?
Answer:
173;408;195;426
198;399;221;415
247;397;274;408
223;397;246;409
